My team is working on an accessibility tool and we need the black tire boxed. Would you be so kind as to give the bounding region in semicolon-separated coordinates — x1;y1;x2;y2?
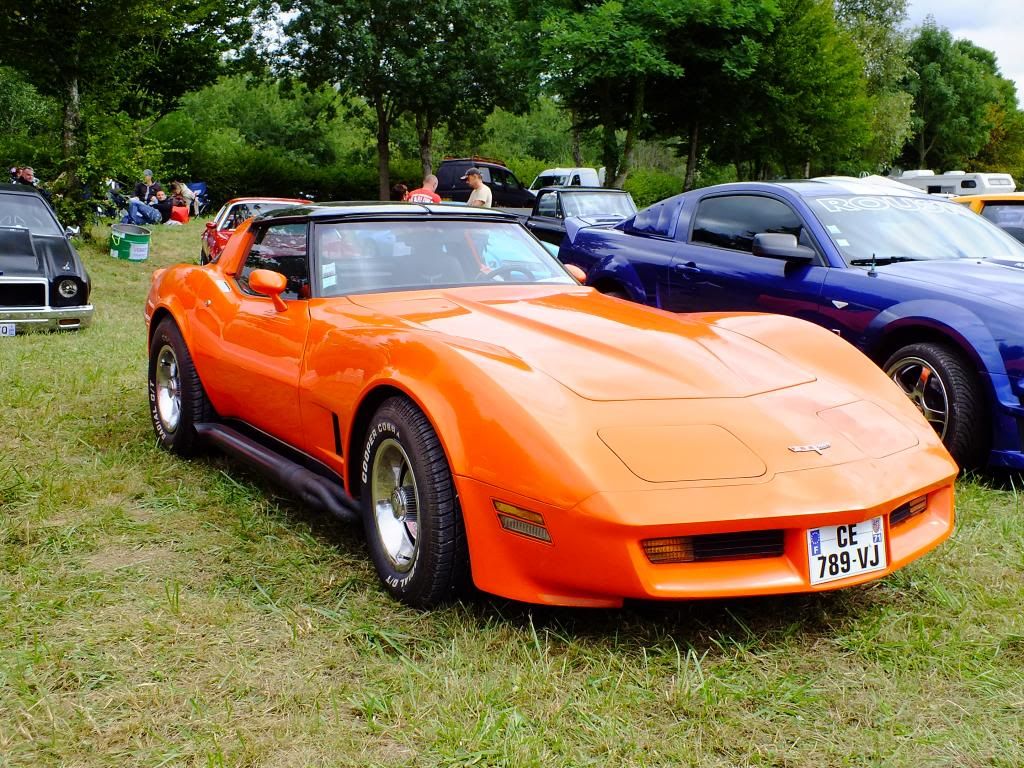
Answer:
148;318;213;457
883;342;986;468
360;396;470;608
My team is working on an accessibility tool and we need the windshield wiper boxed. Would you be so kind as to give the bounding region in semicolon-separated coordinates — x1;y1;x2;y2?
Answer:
848;256;923;266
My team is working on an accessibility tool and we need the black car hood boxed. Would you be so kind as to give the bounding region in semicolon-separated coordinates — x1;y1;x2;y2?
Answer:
0;227;78;278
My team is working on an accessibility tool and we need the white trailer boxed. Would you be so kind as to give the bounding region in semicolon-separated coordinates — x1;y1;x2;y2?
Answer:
893;169;1016;195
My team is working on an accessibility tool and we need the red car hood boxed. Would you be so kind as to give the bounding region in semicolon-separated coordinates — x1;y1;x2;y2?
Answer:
349;287;816;401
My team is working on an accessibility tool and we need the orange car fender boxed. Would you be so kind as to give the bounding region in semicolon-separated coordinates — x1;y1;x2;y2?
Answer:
334;337;600;511
147;269;197;350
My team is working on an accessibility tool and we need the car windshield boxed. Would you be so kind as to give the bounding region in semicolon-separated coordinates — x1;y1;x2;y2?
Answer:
0;193;62;236
221;201;298;230
561;192;637;218
808;194;1024;265
316;219;575;296
531;174;568;190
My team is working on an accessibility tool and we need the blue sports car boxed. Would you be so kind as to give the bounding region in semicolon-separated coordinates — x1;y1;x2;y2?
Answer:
558;177;1024;470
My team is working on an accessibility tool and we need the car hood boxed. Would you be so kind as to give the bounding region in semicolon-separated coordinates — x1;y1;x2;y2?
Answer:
0;229;77;278
349;287;816;400
875;258;1024;306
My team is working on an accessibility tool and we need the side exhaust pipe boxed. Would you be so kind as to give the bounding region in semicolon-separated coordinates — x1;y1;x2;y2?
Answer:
195;423;360;523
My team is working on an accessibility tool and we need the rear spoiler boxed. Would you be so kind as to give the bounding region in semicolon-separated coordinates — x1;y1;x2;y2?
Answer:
564;214;627;243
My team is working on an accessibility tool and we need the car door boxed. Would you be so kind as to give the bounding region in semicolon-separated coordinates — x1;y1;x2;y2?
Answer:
194;220;312;448
669;193;829;321
525;190;565;244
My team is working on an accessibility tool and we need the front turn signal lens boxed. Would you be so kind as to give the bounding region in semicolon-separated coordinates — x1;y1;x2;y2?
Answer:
642;537;695;564
494;500;551;543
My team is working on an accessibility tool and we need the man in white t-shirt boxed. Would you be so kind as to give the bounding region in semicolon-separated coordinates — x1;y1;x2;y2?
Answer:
463;167;492;207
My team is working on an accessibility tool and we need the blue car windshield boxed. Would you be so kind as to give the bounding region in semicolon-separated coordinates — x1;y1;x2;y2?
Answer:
315;219;576;296
0;194;62;237
807;194;1024;265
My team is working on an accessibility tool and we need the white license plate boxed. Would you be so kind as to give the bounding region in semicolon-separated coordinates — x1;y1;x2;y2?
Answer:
0;323;15;337
807;516;886;585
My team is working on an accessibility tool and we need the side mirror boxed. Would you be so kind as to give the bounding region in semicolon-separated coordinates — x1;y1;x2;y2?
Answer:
564;263;587;283
64;226;80;238
205;221;216;231
752;233;815;263
248;268;288;312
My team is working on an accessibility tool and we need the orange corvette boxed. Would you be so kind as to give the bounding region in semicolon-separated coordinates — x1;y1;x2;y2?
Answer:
144;203;956;608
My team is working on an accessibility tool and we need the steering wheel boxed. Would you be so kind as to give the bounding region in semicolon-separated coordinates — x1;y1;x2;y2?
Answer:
476;265;530;282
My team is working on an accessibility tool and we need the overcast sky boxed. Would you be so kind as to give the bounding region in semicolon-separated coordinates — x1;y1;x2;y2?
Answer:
906;0;1023;104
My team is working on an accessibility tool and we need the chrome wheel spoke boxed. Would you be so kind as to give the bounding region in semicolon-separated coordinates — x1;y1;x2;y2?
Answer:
371;439;420;573
155;345;182;433
886;356;950;441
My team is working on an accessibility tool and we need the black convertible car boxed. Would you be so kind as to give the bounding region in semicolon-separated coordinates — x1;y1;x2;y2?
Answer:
0;183;93;334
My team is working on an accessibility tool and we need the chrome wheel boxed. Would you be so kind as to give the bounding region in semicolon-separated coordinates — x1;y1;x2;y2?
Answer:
886;355;949;439
154;344;181;434
371;438;419;572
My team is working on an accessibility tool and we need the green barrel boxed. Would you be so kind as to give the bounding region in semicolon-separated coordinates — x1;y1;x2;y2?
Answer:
109;223;152;261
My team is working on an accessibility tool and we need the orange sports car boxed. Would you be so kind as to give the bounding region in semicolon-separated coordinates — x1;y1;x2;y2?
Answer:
144;203;957;608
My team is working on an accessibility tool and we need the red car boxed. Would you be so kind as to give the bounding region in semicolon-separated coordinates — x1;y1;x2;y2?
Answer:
200;197;307;264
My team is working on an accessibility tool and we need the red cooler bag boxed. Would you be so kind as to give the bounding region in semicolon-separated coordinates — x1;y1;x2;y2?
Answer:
170;205;190;223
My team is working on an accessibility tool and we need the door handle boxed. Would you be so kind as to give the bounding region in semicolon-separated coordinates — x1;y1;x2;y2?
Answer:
674;261;702;277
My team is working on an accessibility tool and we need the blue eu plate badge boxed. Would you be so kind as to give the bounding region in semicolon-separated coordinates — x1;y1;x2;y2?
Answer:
809;529;821;556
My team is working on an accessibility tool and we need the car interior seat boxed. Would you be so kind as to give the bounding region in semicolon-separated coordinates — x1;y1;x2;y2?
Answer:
407;237;465;285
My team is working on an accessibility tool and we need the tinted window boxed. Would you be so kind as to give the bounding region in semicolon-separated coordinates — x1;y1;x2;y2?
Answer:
238;222;309;300
505;172;523;190
0;193;61;236
630;197;684;238
536;192;559;217
490;168;506;188
692;195;803;252
315;220;574;296
960;180;977;189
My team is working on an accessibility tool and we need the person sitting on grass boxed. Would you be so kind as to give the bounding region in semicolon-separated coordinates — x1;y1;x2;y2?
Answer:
122;189;174;225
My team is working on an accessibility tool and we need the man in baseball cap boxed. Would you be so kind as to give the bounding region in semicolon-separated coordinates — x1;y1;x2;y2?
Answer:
134;169;162;204
462;167;492;208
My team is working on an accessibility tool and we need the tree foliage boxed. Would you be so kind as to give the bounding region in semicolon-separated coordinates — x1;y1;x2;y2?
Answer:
541;0;686;186
283;0;525;198
901;22;1003;169
0;0;254;224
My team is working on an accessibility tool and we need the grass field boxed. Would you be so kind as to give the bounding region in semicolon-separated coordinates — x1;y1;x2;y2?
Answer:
2;219;1023;767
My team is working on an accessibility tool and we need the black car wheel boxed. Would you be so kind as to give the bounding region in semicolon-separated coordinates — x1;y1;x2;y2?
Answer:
148;318;213;456
361;396;469;608
883;342;986;467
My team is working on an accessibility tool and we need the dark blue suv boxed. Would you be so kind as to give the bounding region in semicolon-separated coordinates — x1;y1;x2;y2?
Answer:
558;177;1024;470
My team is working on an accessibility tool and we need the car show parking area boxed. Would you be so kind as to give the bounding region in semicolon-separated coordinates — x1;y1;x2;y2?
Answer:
1;218;1023;766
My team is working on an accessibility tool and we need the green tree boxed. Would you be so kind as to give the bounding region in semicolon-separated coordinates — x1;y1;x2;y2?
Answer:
284;0;524;198
834;0;914;170
709;0;872;179
646;0;780;190
0;0;251;221
541;1;686;187
901;22;1002;169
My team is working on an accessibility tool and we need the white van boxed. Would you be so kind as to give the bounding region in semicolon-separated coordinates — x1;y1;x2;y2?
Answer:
529;167;604;191
893;169;1016;195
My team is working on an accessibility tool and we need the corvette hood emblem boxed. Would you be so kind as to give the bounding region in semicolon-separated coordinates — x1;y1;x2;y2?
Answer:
788;442;831;455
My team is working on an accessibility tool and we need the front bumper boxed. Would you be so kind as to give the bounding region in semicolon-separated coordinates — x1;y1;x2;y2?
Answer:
457;452;956;607
0;304;94;331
